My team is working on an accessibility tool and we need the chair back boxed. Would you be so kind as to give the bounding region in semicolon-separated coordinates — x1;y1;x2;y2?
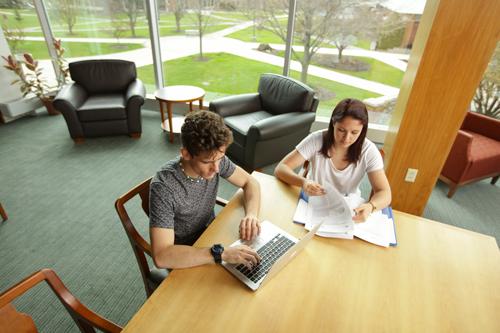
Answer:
69;60;137;94
0;269;122;333
115;177;166;297
258;73;316;115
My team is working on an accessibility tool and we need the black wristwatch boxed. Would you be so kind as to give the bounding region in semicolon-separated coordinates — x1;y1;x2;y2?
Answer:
210;244;224;264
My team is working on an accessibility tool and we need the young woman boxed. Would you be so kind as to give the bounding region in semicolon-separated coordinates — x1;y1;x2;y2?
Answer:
274;98;391;222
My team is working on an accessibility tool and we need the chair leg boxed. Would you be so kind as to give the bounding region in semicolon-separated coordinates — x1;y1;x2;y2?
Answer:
492;176;499;185
73;137;84;144
130;132;141;139
447;184;458;198
0;203;8;222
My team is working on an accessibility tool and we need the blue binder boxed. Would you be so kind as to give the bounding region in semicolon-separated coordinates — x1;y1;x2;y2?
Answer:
381;206;397;247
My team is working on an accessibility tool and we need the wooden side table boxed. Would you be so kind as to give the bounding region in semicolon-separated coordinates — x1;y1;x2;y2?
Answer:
154;85;206;143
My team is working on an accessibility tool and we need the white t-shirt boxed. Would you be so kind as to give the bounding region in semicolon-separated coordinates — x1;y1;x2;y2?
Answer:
296;130;383;195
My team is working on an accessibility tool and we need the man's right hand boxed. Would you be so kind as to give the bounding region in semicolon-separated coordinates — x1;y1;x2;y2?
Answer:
302;179;326;196
221;245;260;269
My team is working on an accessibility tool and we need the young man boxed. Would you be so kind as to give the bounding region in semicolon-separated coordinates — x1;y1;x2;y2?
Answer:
150;111;261;270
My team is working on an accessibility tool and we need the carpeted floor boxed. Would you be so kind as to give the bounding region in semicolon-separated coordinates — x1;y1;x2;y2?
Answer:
0;109;498;332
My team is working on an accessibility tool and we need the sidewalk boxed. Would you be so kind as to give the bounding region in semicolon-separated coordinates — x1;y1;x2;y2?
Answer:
33;19;406;97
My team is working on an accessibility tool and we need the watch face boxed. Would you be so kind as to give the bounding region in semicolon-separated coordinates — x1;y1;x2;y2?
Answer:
211;244;223;263
213;244;223;254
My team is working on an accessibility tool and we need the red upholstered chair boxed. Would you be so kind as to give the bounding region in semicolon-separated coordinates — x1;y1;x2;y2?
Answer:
439;111;500;198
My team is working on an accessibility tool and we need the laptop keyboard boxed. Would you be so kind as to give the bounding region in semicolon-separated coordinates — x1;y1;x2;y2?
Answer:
235;234;295;283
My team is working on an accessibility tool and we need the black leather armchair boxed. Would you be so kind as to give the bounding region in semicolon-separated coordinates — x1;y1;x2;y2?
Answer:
209;73;318;171
53;60;146;143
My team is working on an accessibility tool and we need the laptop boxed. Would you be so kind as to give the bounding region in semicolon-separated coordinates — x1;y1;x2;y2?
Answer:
222;220;323;291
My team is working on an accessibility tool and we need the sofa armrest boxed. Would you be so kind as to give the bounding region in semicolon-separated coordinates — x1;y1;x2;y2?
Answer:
125;79;146;134
53;83;87;139
126;79;146;105
248;112;316;141
462;111;500;141
53;83;87;112
209;93;262;117
441;130;474;181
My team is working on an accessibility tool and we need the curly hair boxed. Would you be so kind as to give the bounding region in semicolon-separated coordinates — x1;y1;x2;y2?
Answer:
181;111;233;157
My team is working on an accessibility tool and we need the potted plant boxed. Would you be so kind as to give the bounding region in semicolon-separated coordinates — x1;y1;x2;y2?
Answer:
53;38;70;87
2;53;59;115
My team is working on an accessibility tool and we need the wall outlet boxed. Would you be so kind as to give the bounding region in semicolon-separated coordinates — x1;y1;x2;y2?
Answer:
405;168;418;182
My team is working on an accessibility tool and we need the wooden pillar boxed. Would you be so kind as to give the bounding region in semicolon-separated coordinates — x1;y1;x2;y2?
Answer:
384;0;500;215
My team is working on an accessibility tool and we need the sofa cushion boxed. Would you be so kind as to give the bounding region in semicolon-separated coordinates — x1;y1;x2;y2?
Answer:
224;111;273;145
69;60;136;94
465;130;500;180
77;94;127;122
258;74;315;115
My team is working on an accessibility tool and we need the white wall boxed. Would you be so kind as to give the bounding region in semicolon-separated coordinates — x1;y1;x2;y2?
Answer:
0;26;23;103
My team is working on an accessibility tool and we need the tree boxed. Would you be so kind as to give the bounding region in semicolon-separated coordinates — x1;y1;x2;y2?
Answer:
261;0;341;83
8;0;24;21
117;0;141;37
327;4;382;62
1;14;25;54
473;44;500;119
188;0;212;60
58;0;77;35
242;0;263;41
168;0;186;33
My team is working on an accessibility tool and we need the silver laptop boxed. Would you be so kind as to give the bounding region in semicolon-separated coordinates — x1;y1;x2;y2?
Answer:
222;220;323;291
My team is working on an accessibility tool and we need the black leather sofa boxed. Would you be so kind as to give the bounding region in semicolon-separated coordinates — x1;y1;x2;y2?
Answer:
209;73;318;171
53;60;146;143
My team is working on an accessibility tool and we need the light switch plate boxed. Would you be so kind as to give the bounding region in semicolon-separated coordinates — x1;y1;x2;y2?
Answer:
405;168;418;182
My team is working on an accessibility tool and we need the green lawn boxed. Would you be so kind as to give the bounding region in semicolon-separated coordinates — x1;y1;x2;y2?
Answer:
137;52;380;117
228;26;287;44
354;39;372;50
332;56;404;87
277;51;404;88
0;8;41;29
2;8;235;39
227;25;334;48
7;40;143;59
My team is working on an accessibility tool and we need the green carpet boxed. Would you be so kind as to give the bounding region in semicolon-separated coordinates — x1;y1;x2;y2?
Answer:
0;109;498;332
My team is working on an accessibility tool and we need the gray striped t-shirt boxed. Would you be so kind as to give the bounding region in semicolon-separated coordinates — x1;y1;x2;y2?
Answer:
149;156;236;245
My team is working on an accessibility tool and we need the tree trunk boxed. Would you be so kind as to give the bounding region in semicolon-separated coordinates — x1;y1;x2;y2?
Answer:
300;60;310;84
199;33;203;59
198;14;203;60
129;18;136;37
175;14;182;32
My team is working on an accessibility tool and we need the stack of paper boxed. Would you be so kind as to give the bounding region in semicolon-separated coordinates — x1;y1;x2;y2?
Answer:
292;186;397;247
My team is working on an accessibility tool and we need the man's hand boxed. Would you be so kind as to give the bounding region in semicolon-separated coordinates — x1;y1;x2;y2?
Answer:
352;203;373;223
239;214;260;241
222;245;260;269
302;179;326;196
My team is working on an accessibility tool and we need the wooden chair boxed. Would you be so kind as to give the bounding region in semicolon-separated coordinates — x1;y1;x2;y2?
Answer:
115;177;228;297
0;268;122;333
0;202;7;222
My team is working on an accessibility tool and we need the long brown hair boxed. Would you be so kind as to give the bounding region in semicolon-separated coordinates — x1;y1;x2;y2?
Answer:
320;98;369;163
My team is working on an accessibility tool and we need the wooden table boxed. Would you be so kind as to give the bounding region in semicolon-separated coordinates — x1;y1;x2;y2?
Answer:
154;85;205;143
123;172;500;333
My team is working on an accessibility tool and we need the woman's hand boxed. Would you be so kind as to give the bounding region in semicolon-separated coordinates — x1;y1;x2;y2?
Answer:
302;179;326;196
352;203;374;222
